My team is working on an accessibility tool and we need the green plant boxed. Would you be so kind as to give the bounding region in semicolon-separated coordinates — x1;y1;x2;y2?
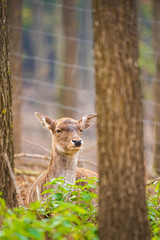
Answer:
147;181;160;240
0;178;99;240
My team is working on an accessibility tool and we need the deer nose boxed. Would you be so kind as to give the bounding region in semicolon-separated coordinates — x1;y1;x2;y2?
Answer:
72;139;83;147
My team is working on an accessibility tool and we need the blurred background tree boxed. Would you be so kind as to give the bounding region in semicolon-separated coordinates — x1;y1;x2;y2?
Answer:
60;0;78;118
153;0;160;174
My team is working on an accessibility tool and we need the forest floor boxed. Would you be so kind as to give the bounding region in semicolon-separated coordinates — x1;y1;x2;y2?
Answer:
15;158;46;206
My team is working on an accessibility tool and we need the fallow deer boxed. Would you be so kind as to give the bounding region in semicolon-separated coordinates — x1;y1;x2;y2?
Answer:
28;112;98;204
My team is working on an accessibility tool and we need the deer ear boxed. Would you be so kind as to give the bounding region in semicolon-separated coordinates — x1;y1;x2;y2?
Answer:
34;112;55;130
79;113;97;129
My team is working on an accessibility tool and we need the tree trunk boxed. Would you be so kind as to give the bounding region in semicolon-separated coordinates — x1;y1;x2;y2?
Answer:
60;1;78;118
153;0;160;174
0;0;18;208
8;0;22;154
92;1;150;239
31;1;47;112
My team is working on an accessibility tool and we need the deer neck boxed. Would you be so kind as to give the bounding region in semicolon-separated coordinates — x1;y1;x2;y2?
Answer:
47;143;79;184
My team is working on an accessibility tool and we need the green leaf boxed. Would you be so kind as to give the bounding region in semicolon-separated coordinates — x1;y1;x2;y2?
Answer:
41;188;53;195
15;233;29;240
27;228;43;239
155;182;160;192
70;195;77;201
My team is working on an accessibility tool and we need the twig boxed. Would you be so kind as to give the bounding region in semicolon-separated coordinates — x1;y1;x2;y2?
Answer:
14;153;50;160
14;152;98;167
147;176;160;186
81;144;97;153
24;138;96;154
4;153;23;204
79;159;97;167
15;160;48;168
15;168;40;176
23;139;51;154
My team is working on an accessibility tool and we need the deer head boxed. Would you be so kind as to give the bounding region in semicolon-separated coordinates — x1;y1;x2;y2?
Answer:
35;112;97;156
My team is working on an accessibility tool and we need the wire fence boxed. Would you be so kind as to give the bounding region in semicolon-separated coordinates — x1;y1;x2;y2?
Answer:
10;0;160;175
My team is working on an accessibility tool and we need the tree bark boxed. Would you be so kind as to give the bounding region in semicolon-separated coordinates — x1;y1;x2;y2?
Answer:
60;1;78;118
7;0;22;154
92;1;150;239
0;0;18;208
153;0;160;174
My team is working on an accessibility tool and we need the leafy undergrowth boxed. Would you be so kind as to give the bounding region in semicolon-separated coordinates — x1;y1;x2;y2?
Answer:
0;177;99;240
147;181;160;240
1;177;160;239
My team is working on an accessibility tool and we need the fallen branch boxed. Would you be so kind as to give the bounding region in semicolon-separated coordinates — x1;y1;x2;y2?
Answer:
15;168;40;176
14;153;50;161
14;152;98;168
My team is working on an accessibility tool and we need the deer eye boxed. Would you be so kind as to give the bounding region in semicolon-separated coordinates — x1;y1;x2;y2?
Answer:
56;129;62;133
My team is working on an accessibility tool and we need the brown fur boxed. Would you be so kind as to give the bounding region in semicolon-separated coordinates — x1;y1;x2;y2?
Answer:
28;113;97;205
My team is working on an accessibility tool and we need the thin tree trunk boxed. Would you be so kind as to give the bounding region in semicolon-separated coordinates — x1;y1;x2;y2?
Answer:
8;0;22;154
0;0;18;208
93;1;150;239
30;1;49;113
153;0;160;174
60;1;78;118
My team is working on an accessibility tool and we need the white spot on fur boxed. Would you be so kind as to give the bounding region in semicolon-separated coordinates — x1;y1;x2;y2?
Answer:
56;144;66;153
